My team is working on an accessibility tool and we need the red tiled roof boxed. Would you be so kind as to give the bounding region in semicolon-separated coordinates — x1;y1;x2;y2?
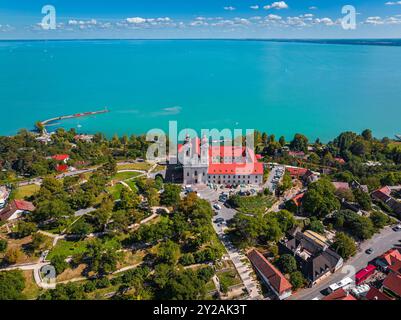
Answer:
13;200;35;212
291;193;305;207
383;273;401;297
52;154;70;161
378;186;392;196
322;288;357;301
388;260;401;275
247;249;292;295
55;164;68;172
208;162;263;175
332;182;350;190
334;157;346;165
379;249;401;266
286;167;308;177
365;287;392;301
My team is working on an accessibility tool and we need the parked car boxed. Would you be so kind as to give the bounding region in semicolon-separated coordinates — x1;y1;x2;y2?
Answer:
393;225;401;232
365;248;374;255
213;204;222;210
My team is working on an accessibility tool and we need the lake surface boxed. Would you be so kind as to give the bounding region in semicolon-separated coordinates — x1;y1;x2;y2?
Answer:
1;39;400;141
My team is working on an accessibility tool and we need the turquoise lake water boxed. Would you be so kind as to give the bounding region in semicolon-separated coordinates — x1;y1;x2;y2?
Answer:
1;39;400;141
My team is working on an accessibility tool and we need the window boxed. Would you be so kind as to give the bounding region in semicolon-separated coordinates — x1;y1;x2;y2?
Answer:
187;172;189;177
195;170;198;176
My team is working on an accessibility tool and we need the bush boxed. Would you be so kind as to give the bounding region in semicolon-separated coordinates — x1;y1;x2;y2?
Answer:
0;239;7;253
179;253;195;266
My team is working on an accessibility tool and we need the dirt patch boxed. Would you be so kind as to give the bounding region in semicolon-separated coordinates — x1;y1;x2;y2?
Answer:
57;263;87;282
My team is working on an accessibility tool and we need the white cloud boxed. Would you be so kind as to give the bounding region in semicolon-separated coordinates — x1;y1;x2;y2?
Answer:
385;1;401;5
264;1;289;10
250;5;259;10
126;17;147;24
309;6;318;10
267;14;282;21
365;16;384;25
223;6;236;11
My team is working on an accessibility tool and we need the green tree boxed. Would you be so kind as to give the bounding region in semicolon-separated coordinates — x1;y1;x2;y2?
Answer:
290;271;306;290
51;255;69;275
369;211;390;229
308;217;325;234
353;189;372;211
332;232;357;260
15;221;37;238
157;240;181;265
302;178;340;218
70;218;93;238
0;270;26;300
290;134;309;153
277;254;298;274
160;184;181;206
39;282;86;300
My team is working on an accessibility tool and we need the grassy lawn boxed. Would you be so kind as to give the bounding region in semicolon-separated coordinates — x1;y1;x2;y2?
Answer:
216;269;242;288
126;180;138;192
150;165;166;173
231;195;274;215
113;171;142;181
107;184;124;200
22;270;42;299
121;250;146;267
116;162;152;171
47;239;88;260
14;184;40;199
205;279;217;293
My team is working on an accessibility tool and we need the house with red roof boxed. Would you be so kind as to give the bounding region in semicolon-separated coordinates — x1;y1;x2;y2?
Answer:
322;288;357;301
382;273;401;299
286;167;308;179
51;154;70;163
365;287;393;301
179;136;263;186
371;187;401;218
375;249;401;271
55;164;69;172
0;199;35;221
247;249;292;300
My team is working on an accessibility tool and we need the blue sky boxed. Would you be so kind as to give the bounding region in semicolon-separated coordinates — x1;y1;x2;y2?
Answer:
1;0;401;39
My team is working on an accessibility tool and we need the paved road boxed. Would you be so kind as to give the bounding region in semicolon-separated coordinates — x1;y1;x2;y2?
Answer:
290;225;401;300
195;185;263;300
263;165;284;192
